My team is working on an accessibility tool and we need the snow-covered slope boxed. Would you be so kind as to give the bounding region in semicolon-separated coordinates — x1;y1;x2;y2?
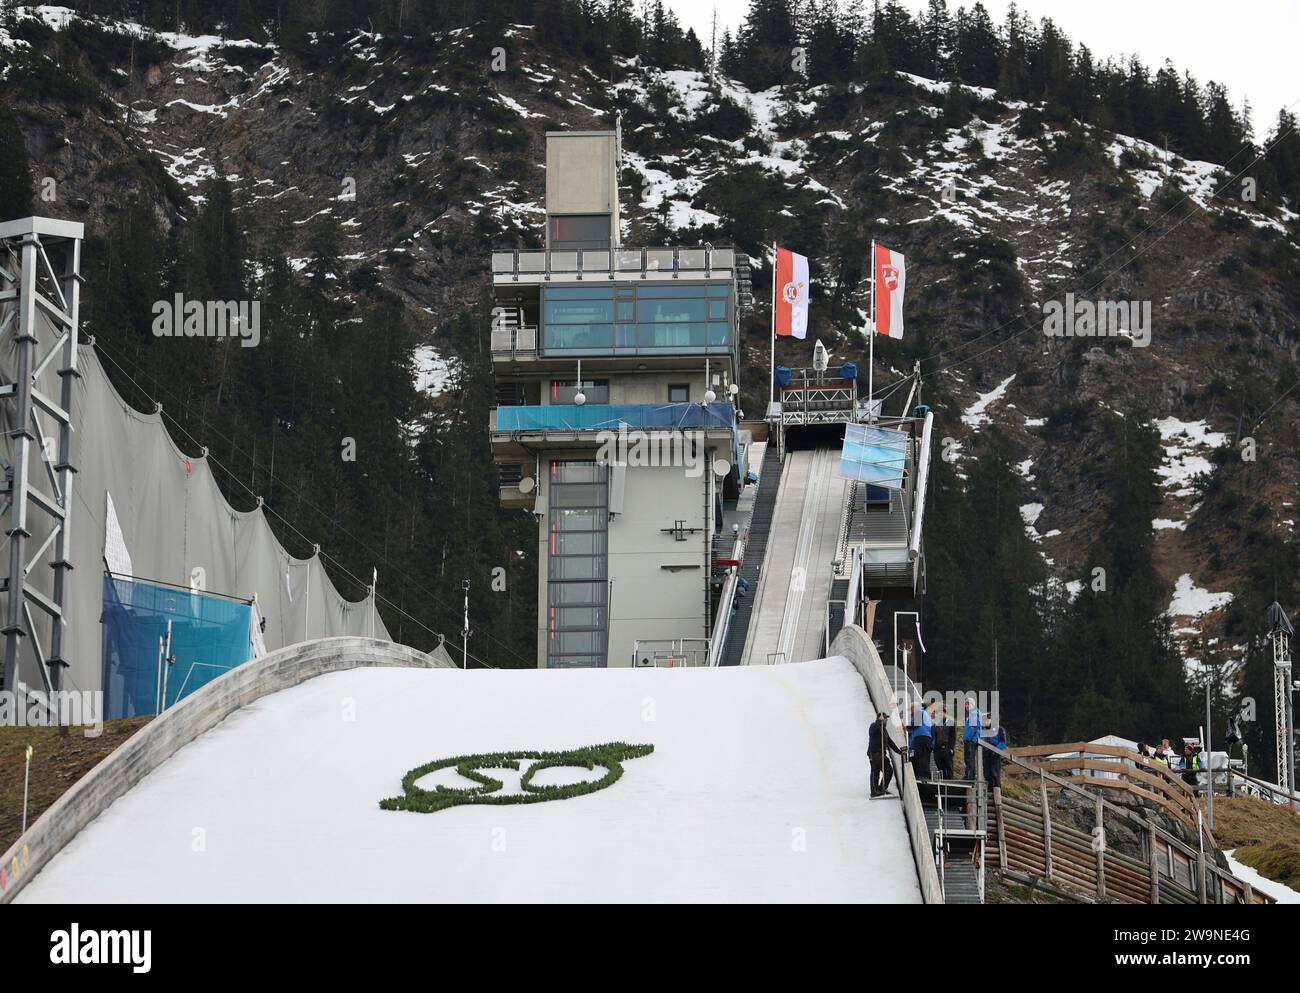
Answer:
17;659;920;903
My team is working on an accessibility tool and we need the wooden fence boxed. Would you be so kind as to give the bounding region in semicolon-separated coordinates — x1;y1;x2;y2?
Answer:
985;743;1271;905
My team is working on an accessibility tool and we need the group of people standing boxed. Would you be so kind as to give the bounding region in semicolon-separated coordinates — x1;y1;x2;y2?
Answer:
869;698;1008;797
1139;737;1204;787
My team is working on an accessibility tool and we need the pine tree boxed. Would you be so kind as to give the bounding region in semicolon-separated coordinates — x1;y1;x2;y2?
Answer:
0;101;33;221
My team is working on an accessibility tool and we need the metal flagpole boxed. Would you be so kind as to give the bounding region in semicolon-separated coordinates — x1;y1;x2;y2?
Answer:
1206;680;1214;829
462;579;470;670
769;243;777;404
868;241;876;422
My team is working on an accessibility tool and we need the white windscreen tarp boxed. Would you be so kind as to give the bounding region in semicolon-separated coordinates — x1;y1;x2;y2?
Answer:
0;305;390;695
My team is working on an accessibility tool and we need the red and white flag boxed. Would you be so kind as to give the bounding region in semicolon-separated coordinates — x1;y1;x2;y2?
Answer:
774;247;809;340
873;244;906;339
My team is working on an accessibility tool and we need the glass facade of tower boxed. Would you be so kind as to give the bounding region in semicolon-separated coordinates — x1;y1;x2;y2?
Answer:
541;282;732;355
546;460;609;668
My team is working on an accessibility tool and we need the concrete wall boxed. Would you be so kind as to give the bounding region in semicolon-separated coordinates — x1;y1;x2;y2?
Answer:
544;132;618;246
608;466;710;666
0;636;451;904
829;624;945;905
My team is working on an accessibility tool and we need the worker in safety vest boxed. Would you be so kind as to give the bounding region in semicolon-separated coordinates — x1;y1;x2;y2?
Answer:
1181;743;1201;787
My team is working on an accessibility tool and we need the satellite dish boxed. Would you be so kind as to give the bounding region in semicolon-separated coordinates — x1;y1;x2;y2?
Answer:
812;339;829;372
703;389;717;404
518;476;535;494
712;459;731;477
574;391;586;406
729;383;740;396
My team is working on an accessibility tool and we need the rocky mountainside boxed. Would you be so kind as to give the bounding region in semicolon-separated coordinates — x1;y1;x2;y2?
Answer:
2;3;1299;762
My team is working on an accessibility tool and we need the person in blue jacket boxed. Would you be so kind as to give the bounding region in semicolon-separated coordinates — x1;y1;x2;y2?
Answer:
909;702;933;781
963;698;983;780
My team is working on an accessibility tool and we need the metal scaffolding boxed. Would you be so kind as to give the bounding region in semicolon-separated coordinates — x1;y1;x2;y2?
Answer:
1269;602;1295;792
0;217;83;699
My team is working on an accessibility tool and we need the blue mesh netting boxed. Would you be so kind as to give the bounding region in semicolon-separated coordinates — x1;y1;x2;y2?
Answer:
101;575;254;720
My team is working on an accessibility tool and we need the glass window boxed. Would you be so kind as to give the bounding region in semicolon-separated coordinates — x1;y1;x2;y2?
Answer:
550;556;605;580
550;214;611;250
549;631;604;654
552;462;604;484
637;298;707;323
544;299;613;324
551;378;609;404
668;384;689;403
542;283;732;354
554;531;606;556
552;507;607;531
547;460;608;668
554;607;605;629
550;582;604;605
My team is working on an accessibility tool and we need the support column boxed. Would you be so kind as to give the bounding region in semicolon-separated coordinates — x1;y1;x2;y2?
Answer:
0;217;84;699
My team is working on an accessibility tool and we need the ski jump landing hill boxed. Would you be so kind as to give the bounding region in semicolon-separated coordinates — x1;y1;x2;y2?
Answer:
1;629;934;903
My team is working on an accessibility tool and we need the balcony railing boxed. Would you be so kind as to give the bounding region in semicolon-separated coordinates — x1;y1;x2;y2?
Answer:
492;247;736;280
492;402;737;433
490;325;538;354
632;638;711;668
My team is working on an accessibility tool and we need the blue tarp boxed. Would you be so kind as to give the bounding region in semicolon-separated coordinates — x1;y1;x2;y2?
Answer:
838;422;909;487
495;402;737;432
840;362;858;380
101;575;254;720
774;366;792;389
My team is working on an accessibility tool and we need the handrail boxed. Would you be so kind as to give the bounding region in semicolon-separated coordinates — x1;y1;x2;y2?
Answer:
987;741;1219;859
1231;768;1300;807
829;625;944;903
491;246;737;278
843;546;862;630
907;410;933;562
978;739;1270;904
1007;741;1200;826
707;532;747;667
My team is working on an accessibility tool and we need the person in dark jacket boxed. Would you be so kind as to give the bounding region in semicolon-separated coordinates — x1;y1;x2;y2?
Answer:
982;724;1007;788
909;702;934;781
932;705;955;779
868;711;905;797
1181;743;1201;787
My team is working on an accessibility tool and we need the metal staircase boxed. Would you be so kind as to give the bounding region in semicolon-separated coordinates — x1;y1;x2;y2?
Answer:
719;444;783;666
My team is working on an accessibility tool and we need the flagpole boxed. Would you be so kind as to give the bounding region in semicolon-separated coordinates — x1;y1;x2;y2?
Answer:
769;242;777;405
868;240;875;423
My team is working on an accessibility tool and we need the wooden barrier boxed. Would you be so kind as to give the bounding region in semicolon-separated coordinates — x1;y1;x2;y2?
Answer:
1007;741;1201;829
985;741;1272;905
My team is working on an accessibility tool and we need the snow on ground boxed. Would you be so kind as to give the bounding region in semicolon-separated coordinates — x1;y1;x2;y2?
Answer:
17;659;920;903
1154;417;1228;498
1167;573;1234;618
1225;852;1300;904
413;345;454;396
961;374;1016;429
1019;502;1046;542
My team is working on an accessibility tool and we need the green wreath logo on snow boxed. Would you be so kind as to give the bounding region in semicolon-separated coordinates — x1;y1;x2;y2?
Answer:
379;742;654;813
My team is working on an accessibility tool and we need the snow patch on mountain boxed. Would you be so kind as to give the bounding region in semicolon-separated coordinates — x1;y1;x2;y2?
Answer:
961;374;1016;429
1167;574;1233;618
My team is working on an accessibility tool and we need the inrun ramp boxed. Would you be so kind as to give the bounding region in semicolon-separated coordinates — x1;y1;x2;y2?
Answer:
16;660;921;903
741;448;850;665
